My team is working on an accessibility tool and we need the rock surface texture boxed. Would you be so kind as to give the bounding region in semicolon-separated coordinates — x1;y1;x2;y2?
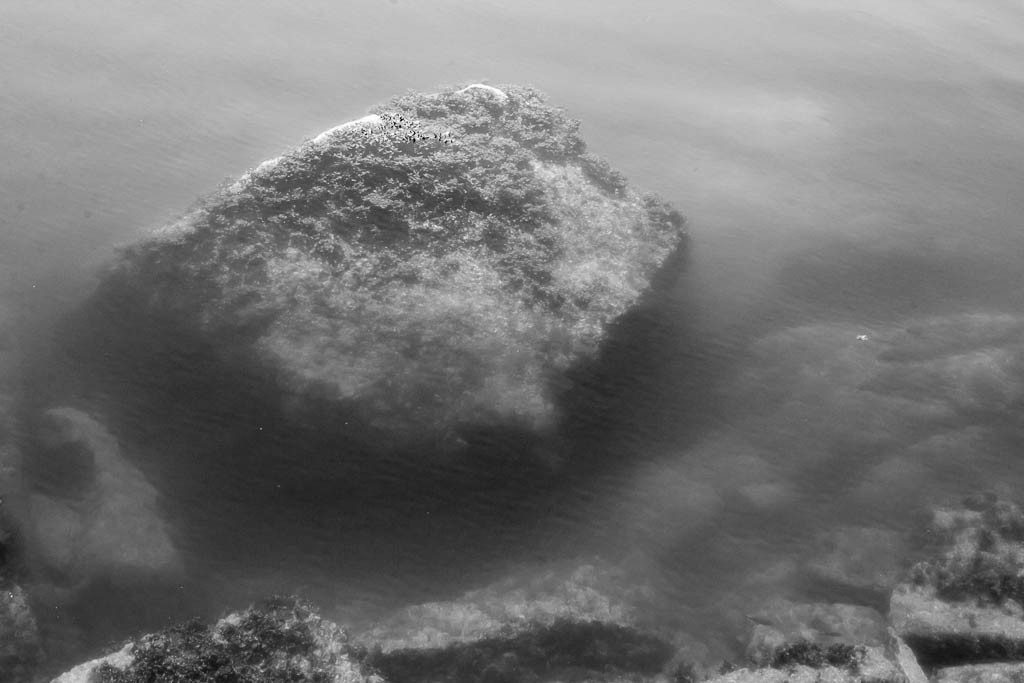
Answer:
356;560;681;683
76;84;686;460
53;598;373;683
892;497;1024;678
707;597;924;683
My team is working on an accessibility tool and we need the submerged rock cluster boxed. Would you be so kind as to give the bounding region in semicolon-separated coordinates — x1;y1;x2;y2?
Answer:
52;496;1024;682
69;83;685;465
0;83;689;681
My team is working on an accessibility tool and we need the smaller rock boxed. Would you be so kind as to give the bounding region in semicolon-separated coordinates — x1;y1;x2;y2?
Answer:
892;633;930;683
22;407;181;584
707;640;911;683
51;597;373;683
744;599;888;665
890;497;1024;669
890;583;1024;668
356;560;678;683
709;606;924;683
358;561;653;653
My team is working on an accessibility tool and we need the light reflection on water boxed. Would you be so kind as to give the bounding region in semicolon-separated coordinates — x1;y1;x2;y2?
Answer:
2;0;1024;672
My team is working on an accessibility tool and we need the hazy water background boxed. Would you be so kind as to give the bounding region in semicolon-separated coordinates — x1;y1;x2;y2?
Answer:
4;0;1024;668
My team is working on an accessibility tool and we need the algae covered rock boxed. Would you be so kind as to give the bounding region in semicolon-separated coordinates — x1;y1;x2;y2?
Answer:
76;84;686;458
56;597;374;683
743;599;888;666
891;497;1024;668
706;598;924;683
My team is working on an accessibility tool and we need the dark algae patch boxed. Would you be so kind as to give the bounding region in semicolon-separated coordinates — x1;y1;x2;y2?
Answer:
769;641;865;671
365;618;674;683
95;597;368;683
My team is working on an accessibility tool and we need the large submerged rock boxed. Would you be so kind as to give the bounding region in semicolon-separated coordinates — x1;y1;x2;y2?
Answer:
73;84;686;462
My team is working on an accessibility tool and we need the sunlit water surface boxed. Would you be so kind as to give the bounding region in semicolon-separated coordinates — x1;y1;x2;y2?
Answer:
3;0;1024;671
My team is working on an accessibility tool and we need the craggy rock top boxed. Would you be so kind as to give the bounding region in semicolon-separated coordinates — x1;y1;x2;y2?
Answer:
91;84;686;442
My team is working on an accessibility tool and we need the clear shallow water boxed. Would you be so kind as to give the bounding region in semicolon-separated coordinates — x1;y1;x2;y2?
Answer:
3;0;1024;671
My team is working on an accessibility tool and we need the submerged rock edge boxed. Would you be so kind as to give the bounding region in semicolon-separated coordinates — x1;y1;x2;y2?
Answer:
77;82;687;450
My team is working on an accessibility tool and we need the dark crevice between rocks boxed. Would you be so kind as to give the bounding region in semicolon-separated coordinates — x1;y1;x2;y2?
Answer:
366;619;675;683
799;575;893;617
903;633;1024;670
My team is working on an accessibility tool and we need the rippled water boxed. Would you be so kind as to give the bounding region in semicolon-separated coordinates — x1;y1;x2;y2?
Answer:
4;0;1024;671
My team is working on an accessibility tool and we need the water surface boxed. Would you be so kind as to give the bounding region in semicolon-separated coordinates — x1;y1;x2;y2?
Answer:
3;0;1024;670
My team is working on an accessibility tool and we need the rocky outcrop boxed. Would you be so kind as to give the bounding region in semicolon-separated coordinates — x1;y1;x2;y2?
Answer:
20;407;180;585
705;599;923;683
743;599;889;665
52;597;373;683
67;84;686;473
57;494;1024;683
891;497;1024;674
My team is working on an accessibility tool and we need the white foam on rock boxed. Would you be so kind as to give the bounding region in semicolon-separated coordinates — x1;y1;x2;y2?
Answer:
454;83;508;100
52;643;134;683
312;113;384;143
227;114;385;193
216;86;508;208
